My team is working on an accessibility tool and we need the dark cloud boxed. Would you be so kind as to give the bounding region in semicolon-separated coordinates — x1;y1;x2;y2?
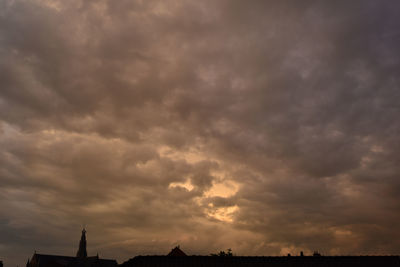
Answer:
1;0;400;266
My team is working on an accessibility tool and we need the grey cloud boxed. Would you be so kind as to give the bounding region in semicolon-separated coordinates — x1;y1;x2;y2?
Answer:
1;0;400;266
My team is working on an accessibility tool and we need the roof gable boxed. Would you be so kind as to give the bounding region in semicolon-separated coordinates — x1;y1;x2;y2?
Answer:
167;246;187;256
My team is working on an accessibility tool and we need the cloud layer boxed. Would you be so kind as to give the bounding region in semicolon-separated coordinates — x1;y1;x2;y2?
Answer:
1;0;400;266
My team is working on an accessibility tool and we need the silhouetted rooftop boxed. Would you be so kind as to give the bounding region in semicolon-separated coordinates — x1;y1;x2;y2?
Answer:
120;255;400;267
29;253;117;267
167;246;187;257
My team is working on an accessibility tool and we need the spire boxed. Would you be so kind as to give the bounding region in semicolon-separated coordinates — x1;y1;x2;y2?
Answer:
76;228;87;258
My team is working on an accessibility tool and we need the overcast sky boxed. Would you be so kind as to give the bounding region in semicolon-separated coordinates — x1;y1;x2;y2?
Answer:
1;0;400;266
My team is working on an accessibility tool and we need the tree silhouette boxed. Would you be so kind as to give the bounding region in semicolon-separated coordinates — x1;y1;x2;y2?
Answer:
211;248;233;257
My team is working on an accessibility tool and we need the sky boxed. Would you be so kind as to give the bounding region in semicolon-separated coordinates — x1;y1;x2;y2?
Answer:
1;0;400;266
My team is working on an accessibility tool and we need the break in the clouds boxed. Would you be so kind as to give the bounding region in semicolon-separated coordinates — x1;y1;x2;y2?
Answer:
1;0;400;266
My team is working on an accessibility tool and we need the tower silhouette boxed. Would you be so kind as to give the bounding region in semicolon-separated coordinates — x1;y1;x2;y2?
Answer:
76;228;87;258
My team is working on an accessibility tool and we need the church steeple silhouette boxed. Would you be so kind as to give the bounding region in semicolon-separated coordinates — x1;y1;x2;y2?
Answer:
76;228;87;258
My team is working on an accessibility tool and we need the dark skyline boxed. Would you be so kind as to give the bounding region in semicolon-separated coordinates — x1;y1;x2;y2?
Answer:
1;1;400;267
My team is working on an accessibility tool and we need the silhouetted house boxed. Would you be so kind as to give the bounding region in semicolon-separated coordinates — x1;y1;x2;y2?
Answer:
167;246;187;257
27;229;117;267
28;254;117;267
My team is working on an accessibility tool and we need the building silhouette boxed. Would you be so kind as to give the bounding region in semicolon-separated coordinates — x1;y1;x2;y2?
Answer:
121;248;400;267
76;229;88;258
167;246;186;257
26;229;117;267
23;231;400;267
121;255;400;267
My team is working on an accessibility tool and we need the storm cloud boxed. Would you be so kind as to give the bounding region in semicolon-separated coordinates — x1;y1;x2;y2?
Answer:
1;0;400;266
